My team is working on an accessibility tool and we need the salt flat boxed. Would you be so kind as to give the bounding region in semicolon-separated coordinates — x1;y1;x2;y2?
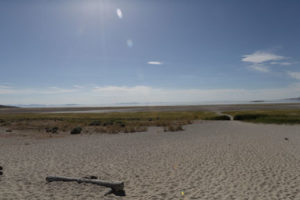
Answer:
0;121;299;199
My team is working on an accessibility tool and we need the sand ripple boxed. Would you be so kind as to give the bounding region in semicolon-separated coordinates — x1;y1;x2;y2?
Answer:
0;121;300;199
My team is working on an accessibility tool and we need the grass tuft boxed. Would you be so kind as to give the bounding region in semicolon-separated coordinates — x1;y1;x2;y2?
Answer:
164;124;184;132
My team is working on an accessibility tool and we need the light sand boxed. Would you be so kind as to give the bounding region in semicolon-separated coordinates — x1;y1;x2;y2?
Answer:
0;121;300;199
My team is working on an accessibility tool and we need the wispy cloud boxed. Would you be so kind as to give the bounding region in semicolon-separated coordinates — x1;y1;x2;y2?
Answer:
0;86;79;95
126;39;133;48
147;61;163;65
249;65;269;73
241;50;291;73
73;85;84;89
0;85;12;89
44;87;78;94
0;85;16;95
116;8;123;19
270;61;293;66
242;51;285;64
68;84;300;103
2;85;300;105
287;71;300;80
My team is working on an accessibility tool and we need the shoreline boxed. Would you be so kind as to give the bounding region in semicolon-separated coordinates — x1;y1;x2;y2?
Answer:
1;102;300;114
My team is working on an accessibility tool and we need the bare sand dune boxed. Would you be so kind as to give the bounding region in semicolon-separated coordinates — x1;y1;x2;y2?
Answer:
0;121;300;199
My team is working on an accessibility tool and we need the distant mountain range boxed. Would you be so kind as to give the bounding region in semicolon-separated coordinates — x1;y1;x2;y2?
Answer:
285;97;300;101
11;104;82;108
1;98;300;109
251;97;300;103
0;105;17;108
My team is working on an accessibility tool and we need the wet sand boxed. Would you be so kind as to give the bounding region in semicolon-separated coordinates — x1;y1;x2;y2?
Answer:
0;121;299;199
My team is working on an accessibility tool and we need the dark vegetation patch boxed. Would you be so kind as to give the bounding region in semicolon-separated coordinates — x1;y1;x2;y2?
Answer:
70;127;82;134
0;105;16;109
89;120;101;126
205;115;231;120
227;110;300;124
45;126;59;134
233;114;268;121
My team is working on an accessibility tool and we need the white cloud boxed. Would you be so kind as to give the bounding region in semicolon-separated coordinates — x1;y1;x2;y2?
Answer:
148;61;163;65
93;86;151;94
0;86;78;95
241;50;294;74
116;8;123;19
85;85;300;103
0;85;15;95
44;87;78;94
242;51;285;64
249;65;269;73
126;39;133;48
0;85;11;89
280;62;292;66
271;61;293;66
287;71;300;80
73;85;84;89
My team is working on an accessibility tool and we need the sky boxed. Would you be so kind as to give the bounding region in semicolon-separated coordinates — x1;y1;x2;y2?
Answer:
0;0;300;105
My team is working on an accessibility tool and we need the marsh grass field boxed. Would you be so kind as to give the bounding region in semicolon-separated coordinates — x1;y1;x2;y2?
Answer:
227;110;300;124
1;106;300;137
0;111;221;135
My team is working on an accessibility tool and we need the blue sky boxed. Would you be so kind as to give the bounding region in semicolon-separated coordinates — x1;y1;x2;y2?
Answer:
1;0;300;105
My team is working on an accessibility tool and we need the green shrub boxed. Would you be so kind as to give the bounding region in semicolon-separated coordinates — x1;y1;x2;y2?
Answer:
89;120;101;126
114;120;126;127
233;114;267;121
103;120;114;126
45;127;59;133
70;127;82;134
206;115;231;120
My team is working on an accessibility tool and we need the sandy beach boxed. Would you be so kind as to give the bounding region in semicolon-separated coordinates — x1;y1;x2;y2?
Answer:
0;121;299;199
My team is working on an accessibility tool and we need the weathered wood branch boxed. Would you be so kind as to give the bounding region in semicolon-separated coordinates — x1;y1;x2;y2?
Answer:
46;176;124;192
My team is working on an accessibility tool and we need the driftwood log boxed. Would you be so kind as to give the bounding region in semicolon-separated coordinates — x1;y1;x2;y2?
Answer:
46;176;124;193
